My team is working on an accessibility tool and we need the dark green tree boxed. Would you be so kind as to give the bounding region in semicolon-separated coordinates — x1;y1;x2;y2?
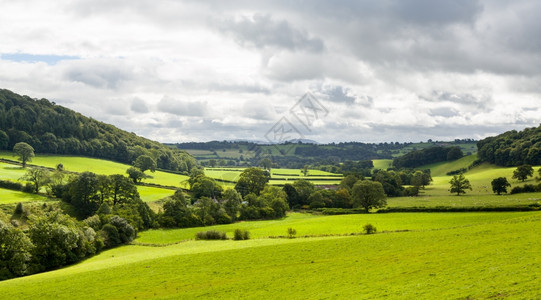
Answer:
191;175;223;199
234;167;269;197
0;220;34;279
351;180;387;213
126;167;145;184
64;172;101;217
134;155;157;173
491;177;511;195
449;174;472;196
282;184;300;207
13;142;34;168
512;165;534;182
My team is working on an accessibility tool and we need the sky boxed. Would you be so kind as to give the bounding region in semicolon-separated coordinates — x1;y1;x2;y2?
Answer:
1;0;540;144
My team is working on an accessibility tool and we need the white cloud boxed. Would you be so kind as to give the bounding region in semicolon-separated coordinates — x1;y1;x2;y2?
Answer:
0;0;540;143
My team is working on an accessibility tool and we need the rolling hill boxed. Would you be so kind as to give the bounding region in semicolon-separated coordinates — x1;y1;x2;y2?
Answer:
0;89;196;173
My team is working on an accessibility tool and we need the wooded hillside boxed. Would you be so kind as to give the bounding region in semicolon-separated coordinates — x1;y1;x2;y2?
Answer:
0;89;196;173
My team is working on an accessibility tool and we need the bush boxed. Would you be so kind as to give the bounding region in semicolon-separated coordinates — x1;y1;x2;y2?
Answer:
22;183;35;193
363;223;377;234
510;184;541;194
233;229;250;240
0;179;23;191
287;227;297;238
195;230;227;240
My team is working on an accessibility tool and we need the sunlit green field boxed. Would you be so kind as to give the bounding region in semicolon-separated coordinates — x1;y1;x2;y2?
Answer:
137;186;174;202
0;152;189;188
0;187;49;204
1;212;539;299
135;211;537;244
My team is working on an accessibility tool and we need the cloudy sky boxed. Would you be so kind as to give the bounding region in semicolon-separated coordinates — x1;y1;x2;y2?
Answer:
1;0;540;143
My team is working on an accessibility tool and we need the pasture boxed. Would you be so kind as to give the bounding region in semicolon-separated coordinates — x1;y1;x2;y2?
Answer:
0;211;539;299
0;187;48;204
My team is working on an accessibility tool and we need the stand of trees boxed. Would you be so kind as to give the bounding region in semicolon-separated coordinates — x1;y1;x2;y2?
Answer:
477;124;541;166
393;146;463;169
0;89;196;173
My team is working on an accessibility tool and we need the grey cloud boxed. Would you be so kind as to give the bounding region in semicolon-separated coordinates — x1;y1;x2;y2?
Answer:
422;91;493;112
157;96;207;116
131;98;148;113
63;60;134;89
217;14;324;52
320;86;356;104
429;107;460;117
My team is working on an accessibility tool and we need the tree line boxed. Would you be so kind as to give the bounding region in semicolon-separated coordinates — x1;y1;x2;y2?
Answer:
477;124;541;166
393;146;463;169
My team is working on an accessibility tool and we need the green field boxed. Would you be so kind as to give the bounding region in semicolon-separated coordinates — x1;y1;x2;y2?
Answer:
0;187;49;204
1;211;539;299
0;152;189;189
204;167;342;186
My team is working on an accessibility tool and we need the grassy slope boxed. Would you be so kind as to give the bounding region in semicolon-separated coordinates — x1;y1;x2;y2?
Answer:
388;155;541;207
0;152;183;204
0;187;48;204
0;212;539;299
135;211;536;244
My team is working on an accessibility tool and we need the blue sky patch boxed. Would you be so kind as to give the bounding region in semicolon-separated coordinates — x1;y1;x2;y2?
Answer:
0;53;79;65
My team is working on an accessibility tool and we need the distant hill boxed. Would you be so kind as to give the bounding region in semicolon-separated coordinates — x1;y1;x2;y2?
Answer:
0;89;196;173
477;124;541;167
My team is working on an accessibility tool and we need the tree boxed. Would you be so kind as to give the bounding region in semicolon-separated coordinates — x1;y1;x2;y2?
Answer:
134;155;157;173
0;220;34;279
340;174;359;190
191;175;223;199
259;158;272;171
64;172;101;217
302;165;309;176
21;168;50;193
449;174;472;196
512;165;533;182
410;170;424;189
109;175;138;205
126;167;145;184
282;184;300;208
292;180;315;206
234;167;269;197
0;130;9;150
491;177;511;195
351;180;387;213
446;147;463;161
13;142;34;168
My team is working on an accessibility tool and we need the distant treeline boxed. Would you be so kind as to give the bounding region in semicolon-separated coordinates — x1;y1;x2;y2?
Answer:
393;146;463;169
477;125;541;166
0;89;196;173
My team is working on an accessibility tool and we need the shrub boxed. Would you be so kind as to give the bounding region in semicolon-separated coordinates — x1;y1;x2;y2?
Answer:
0;179;23;191
287;227;297;238
233;229;250;240
363;223;377;234
22;183;35;193
195;230;227;240
14;202;25;216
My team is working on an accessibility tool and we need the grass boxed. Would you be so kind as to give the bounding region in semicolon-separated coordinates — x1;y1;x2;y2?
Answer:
420;154;479;177
0;211;539;299
0;187;49;204
0;151;189;188
137;186;174;203
372;159;392;170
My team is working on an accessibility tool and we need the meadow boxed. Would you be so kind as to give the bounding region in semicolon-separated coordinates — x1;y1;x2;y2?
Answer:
0;187;48;204
0;211;539;299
